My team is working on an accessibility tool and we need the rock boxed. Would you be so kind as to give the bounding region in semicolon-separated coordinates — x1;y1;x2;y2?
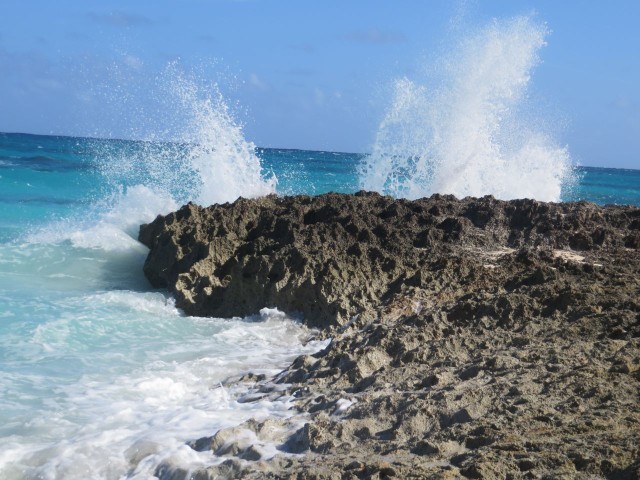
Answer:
138;193;640;479
139;192;639;329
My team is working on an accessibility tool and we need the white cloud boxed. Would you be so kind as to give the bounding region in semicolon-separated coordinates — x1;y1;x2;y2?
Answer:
122;55;144;70
248;73;269;91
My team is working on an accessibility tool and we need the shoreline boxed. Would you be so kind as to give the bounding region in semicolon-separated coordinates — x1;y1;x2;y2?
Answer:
140;192;639;479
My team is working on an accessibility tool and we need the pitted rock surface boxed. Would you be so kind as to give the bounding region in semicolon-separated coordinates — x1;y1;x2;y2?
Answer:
139;193;640;479
139;192;639;329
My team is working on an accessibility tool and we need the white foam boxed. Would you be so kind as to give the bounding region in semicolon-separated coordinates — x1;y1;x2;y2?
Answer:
167;70;277;206
0;308;328;479
84;291;180;316
333;398;356;416
360;15;574;202
25;185;176;252
99;185;179;238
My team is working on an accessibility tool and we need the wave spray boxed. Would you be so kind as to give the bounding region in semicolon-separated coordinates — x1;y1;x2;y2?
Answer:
29;64;277;250
167;68;277;206
95;63;277;213
359;16;574;202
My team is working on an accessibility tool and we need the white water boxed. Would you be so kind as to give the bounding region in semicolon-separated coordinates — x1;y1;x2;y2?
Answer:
168;71;277;206
360;16;574;201
0;70;314;480
28;65;277;251
0;290;326;479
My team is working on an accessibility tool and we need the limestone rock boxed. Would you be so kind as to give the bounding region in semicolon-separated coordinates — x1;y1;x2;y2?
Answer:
138;193;640;479
139;192;639;329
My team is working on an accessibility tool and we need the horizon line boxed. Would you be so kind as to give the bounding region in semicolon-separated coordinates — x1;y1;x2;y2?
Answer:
1;130;636;172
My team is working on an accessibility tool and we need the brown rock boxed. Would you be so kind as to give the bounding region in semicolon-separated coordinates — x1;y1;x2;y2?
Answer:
139;193;640;479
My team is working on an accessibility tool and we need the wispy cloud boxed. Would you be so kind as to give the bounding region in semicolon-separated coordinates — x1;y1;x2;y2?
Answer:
248;73;270;92
197;34;217;44
289;43;316;54
88;11;153;28
612;97;638;111
344;29;407;45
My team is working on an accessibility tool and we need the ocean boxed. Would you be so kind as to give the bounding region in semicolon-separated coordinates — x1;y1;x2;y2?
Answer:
2;14;640;480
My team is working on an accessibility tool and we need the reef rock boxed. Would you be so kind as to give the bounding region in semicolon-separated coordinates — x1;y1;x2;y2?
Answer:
139;192;638;329
140;193;640;479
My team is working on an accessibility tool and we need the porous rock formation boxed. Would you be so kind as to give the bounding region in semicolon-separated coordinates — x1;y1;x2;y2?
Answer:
139;192;639;330
139;192;640;479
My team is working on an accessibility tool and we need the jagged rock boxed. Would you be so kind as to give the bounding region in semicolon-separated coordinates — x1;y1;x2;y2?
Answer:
139;192;639;329
139;192;640;479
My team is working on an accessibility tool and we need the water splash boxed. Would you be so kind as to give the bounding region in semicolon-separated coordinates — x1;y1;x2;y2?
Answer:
167;68;277;206
95;63;276;208
30;64;276;251
359;16;574;202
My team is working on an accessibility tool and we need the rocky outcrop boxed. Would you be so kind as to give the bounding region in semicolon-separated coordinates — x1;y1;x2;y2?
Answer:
139;192;640;479
139;192;639;329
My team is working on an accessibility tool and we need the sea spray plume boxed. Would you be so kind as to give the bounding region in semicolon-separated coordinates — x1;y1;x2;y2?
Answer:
167;68;277;206
95;64;276;208
359;16;574;202
29;64;275;249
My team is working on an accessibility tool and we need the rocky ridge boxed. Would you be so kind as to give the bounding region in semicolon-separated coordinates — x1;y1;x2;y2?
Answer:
139;192;640;479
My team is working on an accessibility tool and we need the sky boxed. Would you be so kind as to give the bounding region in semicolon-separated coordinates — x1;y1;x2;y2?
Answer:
0;0;638;169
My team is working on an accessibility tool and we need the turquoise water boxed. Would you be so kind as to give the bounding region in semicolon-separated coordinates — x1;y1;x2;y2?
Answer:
0;132;332;479
2;132;637;242
1;131;639;478
571;166;640;206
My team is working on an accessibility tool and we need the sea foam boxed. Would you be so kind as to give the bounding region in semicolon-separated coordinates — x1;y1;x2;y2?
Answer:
359;15;574;202
27;65;275;254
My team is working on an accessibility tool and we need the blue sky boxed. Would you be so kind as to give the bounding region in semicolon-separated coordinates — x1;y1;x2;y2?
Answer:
0;0;638;169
